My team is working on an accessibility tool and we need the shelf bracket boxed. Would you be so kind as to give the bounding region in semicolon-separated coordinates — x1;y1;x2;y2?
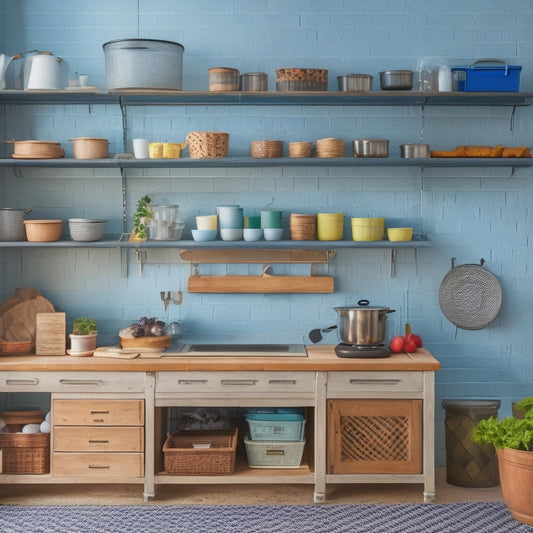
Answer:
120;247;128;278
119;96;128;153
510;104;517;131
135;249;146;277
391;249;397;278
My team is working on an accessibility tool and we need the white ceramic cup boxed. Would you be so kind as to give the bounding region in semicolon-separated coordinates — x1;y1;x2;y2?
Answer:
78;74;89;87
133;138;149;159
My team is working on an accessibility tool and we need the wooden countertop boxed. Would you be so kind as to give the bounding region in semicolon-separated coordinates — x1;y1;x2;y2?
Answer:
0;346;440;372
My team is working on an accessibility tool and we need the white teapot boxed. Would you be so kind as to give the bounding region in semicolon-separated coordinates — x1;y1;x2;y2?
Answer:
24;51;68;90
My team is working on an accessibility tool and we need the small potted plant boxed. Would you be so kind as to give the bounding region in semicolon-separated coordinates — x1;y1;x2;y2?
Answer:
69;317;98;355
472;397;533;525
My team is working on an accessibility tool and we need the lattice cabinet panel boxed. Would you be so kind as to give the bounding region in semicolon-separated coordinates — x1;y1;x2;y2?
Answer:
327;399;422;474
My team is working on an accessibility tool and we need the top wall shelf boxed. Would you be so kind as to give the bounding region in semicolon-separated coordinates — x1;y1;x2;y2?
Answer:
0;90;531;107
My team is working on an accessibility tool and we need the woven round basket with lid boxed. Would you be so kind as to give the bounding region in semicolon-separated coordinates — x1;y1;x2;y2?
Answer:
186;132;229;159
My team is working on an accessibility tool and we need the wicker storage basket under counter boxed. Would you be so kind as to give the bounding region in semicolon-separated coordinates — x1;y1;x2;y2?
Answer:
162;428;238;475
0;432;50;474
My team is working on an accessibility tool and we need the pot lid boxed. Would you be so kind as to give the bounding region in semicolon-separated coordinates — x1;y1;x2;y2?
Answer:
334;299;390;311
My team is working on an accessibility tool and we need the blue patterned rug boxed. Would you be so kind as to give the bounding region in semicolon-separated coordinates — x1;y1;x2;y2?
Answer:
0;502;532;532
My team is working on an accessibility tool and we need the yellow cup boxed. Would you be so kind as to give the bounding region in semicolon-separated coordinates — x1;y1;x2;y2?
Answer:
149;142;163;158
317;213;344;241
196;214;218;230
163;142;186;159
351;217;385;241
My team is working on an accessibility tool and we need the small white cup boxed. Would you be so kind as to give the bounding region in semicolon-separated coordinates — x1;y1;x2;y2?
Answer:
78;74;89;87
133;138;149;159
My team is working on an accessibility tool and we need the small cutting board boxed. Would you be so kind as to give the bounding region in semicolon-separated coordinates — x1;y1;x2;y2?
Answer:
36;312;66;355
93;346;140;359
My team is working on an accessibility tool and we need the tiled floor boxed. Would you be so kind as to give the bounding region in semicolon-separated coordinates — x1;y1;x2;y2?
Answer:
0;468;502;505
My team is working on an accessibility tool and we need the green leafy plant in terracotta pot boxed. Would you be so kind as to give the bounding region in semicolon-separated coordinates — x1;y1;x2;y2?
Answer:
472;397;533;526
69;317;98;355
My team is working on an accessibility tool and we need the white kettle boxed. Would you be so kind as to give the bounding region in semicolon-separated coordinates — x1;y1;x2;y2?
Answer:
24;51;67;90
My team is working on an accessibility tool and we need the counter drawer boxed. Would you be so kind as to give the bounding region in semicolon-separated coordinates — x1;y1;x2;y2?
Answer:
1;372;145;393
52;399;144;426
52;452;144;477
156;371;316;394
327;371;423;396
53;426;144;452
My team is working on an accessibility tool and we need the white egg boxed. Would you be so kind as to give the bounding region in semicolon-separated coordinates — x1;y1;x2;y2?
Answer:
21;423;41;434
45;411;51;422
40;420;51;433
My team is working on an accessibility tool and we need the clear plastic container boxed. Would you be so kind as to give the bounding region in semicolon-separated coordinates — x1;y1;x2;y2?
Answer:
148;205;184;240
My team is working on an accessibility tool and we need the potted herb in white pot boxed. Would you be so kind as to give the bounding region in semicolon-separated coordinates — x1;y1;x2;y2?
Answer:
69;317;98;356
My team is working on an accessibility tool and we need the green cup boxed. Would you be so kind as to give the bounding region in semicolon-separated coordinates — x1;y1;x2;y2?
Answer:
261;209;282;229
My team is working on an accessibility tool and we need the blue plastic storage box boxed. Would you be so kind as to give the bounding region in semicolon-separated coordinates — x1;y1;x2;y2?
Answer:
452;59;521;92
244;413;306;441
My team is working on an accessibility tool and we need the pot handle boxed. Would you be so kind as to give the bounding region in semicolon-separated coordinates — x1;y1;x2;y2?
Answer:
357;299;369;306
385;309;396;314
24;208;33;215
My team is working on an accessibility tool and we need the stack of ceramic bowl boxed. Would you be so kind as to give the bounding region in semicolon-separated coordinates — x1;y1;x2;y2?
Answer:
243;215;263;242
192;214;218;242
217;205;244;241
317;213;344;241
261;209;283;241
290;213;316;240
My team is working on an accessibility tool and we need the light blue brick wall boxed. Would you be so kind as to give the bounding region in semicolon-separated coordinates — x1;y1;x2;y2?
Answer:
1;0;533;466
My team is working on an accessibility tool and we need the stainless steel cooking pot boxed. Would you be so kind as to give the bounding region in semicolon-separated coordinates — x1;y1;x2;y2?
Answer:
333;299;395;345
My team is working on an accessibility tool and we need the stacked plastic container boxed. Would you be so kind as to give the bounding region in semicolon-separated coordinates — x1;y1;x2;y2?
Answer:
243;408;306;468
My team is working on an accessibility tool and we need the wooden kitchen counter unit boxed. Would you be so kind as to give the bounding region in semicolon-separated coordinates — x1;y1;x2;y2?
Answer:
0;346;440;504
0;346;439;372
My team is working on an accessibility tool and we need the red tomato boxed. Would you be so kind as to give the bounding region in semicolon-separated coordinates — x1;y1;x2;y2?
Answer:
404;333;423;348
404;340;418;353
389;336;405;353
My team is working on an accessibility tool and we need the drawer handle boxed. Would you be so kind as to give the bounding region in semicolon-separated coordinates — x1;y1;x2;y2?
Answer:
88;465;111;469
92;419;105;423
59;379;104;386
220;379;258;386
5;378;39;386
349;379;402;385
90;410;110;415
89;440;109;444
268;379;297;386
177;379;208;385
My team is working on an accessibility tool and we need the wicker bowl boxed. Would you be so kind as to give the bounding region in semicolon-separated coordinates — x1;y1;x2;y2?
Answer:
24;219;63;242
120;335;172;351
276;68;328;91
68;218;107;242
186;131;229;159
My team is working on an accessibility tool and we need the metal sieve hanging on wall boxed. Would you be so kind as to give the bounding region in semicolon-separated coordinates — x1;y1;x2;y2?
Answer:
438;257;503;330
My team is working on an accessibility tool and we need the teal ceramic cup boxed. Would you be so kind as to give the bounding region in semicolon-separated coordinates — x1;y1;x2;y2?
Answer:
261;209;282;228
245;216;261;229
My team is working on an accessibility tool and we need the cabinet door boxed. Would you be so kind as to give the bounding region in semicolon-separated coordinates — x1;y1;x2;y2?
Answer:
327;399;422;474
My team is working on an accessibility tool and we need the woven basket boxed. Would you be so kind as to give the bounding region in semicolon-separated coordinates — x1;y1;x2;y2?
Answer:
251;140;283;158
290;213;316;240
163;428;238;475
70;137;109;159
316;137;345;158
289;142;312;158
186;131;229;159
0;432;50;474
276;68;328;91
